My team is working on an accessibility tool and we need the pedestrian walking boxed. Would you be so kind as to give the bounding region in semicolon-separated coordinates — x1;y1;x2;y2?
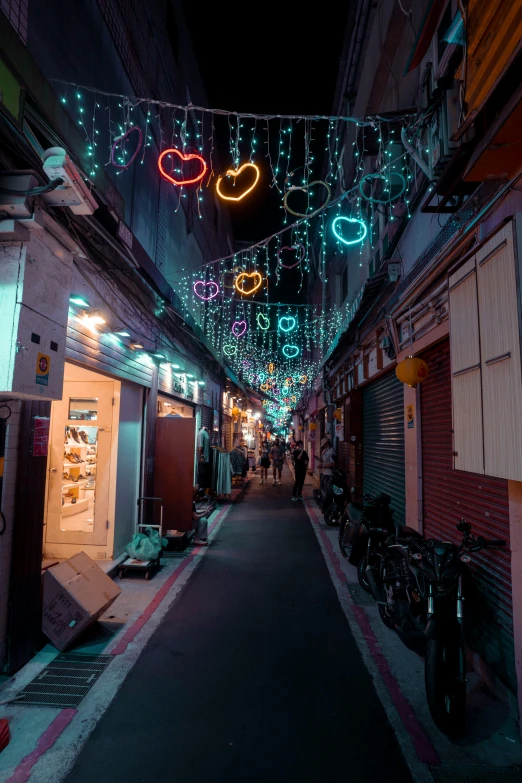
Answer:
291;440;309;501
270;438;285;485
259;439;271;484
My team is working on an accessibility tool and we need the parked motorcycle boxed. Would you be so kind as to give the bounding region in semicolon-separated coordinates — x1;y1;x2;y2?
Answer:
364;519;505;736
313;468;348;526
338;491;395;591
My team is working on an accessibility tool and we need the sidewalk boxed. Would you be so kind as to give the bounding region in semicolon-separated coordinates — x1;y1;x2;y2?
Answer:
0;482;248;783
298;470;522;778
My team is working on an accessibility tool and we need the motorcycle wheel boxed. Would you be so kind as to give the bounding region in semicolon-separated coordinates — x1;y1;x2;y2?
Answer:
357;556;372;592
324;506;340;527
378;604;395;630
425;637;466;737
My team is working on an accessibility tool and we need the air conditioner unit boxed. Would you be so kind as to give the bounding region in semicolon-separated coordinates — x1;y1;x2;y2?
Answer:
428;89;459;174
41;147;98;215
380;335;392;350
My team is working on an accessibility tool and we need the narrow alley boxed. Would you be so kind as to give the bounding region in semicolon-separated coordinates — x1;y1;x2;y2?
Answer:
64;469;410;783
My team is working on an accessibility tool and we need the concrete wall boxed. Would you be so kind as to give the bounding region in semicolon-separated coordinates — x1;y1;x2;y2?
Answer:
113;382;143;557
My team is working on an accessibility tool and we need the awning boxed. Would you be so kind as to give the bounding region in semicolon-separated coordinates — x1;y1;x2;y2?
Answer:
403;0;447;75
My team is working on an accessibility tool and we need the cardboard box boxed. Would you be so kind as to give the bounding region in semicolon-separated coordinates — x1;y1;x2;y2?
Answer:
42;551;121;651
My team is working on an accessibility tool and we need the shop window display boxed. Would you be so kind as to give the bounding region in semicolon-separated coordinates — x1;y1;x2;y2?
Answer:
62;424;97;532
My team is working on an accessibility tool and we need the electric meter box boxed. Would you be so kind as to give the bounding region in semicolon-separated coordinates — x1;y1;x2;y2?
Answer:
0;234;72;400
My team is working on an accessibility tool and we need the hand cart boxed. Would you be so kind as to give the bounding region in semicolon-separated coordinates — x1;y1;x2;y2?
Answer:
118;496;163;580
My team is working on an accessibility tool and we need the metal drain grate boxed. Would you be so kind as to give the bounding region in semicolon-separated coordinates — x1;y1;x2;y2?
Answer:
431;766;522;783
13;653;113;708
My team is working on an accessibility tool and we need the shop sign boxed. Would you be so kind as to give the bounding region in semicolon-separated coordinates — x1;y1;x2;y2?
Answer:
406;403;415;429
309;429;316;441
33;416;50;456
335;421;344;442
213;409;219;431
36;353;50;386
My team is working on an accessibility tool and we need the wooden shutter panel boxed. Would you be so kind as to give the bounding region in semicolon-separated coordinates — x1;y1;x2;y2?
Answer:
476;224;522;480
449;257;484;474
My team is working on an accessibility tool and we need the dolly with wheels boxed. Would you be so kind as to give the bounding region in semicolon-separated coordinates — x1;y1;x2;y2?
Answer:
118;496;164;580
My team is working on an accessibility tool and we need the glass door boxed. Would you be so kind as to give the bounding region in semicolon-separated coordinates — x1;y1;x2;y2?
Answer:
45;380;114;547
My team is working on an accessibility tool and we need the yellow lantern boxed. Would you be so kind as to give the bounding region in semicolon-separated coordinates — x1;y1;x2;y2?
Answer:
334;408;342;421
232;406;240;416
396;356;429;388
309;421;317;431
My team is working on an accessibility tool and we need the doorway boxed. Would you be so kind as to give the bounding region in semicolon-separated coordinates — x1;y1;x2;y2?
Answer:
44;364;121;560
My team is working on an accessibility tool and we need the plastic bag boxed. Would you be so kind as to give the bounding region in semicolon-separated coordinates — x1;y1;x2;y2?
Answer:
125;527;167;561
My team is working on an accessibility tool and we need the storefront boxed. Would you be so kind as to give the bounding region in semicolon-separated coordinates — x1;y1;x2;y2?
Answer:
362;370;405;519
420;338;515;691
43;362;143;563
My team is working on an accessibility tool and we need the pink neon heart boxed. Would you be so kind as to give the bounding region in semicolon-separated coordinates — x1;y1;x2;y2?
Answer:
277;244;306;269
111;126;143;169
232;320;247;338
193;280;219;301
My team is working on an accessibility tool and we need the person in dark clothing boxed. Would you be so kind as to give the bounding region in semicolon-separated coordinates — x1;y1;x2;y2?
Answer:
291;440;309;501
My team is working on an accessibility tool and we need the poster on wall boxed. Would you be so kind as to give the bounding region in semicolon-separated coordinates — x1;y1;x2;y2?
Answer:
335;422;344;442
213;409;219;431
33;416;50;456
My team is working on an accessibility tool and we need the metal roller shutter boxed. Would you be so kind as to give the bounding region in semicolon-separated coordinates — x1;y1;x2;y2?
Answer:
363;371;405;520
420;339;515;691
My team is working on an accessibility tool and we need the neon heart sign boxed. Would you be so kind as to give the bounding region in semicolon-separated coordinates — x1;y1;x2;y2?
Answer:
235;271;263;296
216;162;260;202
278;316;296;333
283;181;331;218
282;344;300;358
223;343;237;357
277;244;306;270
260;383;269;392
111;126;143;170
257;313;270;331
232;320;247;338
193;280;219;301
332;216;368;246
158;148;207;186
359;171;406;204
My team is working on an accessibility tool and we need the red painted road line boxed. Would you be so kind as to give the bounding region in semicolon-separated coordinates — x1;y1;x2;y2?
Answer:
305;500;440;767
110;480;249;656
6;709;77;783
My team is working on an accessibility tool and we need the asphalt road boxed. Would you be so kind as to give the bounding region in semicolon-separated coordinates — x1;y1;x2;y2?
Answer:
65;468;410;783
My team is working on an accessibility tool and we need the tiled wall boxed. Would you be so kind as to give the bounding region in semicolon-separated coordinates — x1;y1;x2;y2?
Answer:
0;398;22;670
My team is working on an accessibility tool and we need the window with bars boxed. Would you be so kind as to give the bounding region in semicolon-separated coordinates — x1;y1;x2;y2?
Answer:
1;0;28;43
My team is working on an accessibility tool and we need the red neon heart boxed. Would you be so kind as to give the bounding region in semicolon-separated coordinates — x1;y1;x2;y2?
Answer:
277;244;306;270
158;148;207;186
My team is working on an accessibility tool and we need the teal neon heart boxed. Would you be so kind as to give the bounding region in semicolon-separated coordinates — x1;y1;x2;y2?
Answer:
257;313;270;331
282;344;300;359
223;343;237;357
279;316;296;333
332;216;367;246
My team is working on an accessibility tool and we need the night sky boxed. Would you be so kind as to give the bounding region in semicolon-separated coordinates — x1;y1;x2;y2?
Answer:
182;1;350;246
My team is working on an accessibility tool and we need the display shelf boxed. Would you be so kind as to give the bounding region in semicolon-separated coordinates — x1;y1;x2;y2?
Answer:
62;479;90;489
61;497;90;517
63;460;86;466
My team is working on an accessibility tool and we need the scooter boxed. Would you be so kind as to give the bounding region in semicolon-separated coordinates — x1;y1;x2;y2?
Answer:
313;468;348;526
338;490;395;590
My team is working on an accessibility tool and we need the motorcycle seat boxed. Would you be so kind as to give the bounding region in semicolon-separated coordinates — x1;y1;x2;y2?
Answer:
396;525;424;539
347;504;363;523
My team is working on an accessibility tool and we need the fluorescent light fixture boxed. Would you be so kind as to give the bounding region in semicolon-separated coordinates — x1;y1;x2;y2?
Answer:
186;373;194;378
152;353;166;359
115;331;131;337
198;381;205;386
89;315;105;325
171;364;180;369
70;294;90;307
130;342;144;350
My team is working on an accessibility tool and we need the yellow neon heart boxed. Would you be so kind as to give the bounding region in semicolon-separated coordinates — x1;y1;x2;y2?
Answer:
216;162;260;202
234;271;263;296
260;383;269;392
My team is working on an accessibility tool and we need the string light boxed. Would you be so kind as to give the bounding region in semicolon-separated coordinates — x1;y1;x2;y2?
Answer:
257;313;270;330
111;126;143;169
231;320;248;337
278;316;297;333
282;344;300;358
332;216;368;246
277;244;305;270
